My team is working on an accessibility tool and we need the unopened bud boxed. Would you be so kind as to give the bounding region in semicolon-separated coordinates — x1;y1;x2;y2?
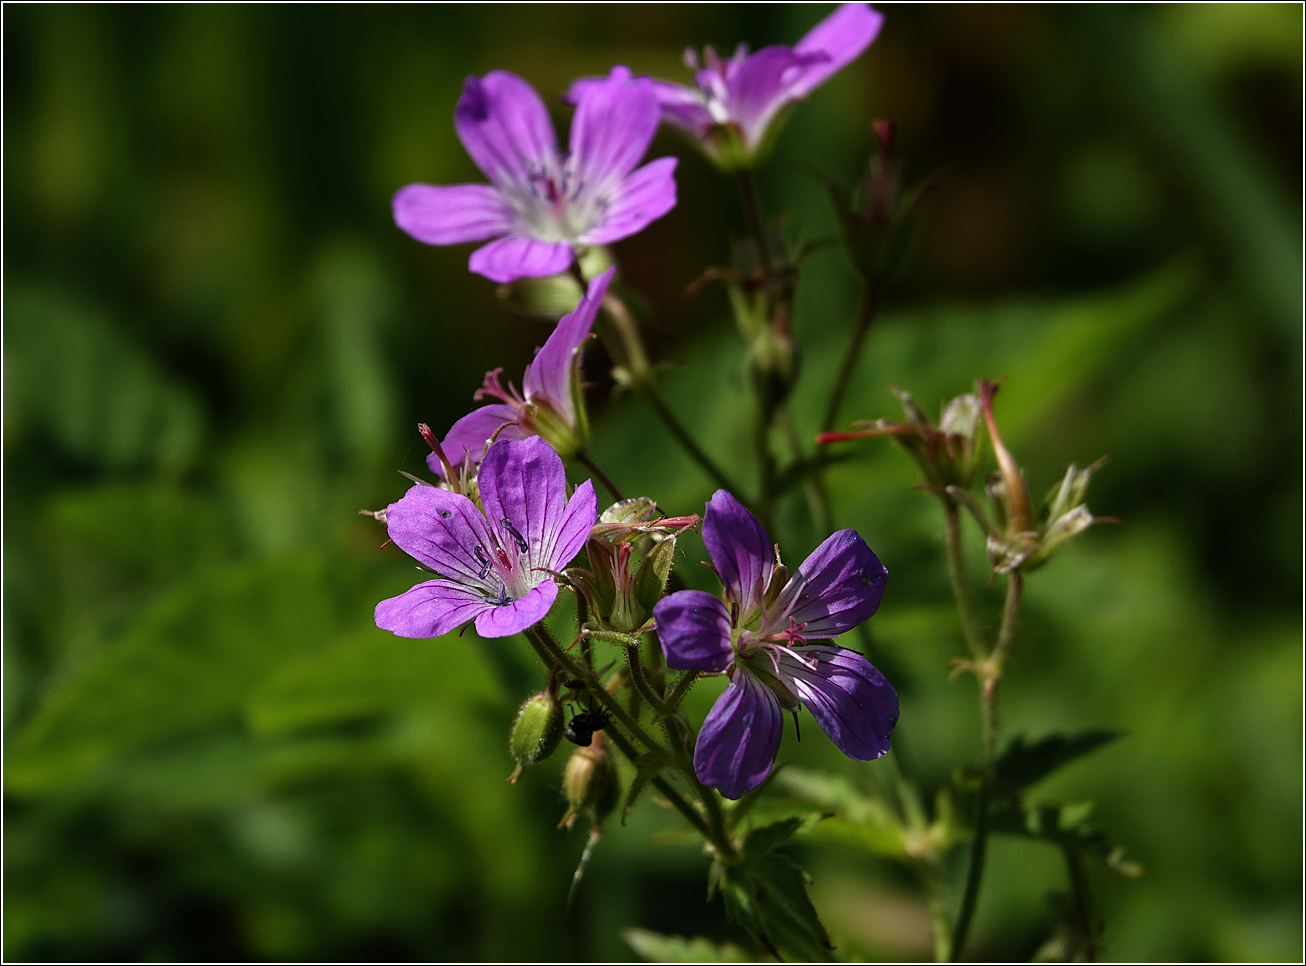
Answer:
508;691;564;783
559;730;618;830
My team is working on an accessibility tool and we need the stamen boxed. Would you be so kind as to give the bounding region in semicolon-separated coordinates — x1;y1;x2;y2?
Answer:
500;518;529;554
473;545;492;580
496;547;512;569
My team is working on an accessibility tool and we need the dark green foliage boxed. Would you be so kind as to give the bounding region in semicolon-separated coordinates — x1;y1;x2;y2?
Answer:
994;731;1125;792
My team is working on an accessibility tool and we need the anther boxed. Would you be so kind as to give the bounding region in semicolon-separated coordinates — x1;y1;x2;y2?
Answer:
474;545;492;580
500;518;529;553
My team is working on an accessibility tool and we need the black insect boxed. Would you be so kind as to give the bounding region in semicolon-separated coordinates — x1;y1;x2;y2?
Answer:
564;703;612;747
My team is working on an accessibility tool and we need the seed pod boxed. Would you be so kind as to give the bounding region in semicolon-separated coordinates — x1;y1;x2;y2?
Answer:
508;691;563;783
558;730;618;831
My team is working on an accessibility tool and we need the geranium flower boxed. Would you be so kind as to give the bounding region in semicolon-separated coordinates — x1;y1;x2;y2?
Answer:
376;436;596;639
653;490;896;798
393;69;677;283
569;3;883;170
431;267;614;478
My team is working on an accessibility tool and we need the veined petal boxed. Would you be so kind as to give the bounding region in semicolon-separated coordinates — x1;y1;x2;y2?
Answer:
774;529;887;638
468;235;573;283
702;489;773;624
392;183;513;246
579;157;678;247
569;66;660;199
779;643;897;760
375;579;494;639
455;71;558;192
652;80;716;138
724;45;824;149
653;590;734;672
479;436;593;580
431;404;527;477
694;669;783;800
552;479;598;572
522;267;614;418
474;581;558;637
790;2;885;98
385;485;497;587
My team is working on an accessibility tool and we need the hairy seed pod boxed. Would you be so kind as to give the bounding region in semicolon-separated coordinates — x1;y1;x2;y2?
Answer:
558;730;618;830
508;691;563;783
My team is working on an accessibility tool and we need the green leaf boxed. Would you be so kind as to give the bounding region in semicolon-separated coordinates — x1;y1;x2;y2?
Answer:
633;536;676;616
994;730;1125;791
3;286;204;473
247;626;504;736
620;753;663;825
719;819;834;962
5;553;384;793
623;928;751;963
988;797;1145;878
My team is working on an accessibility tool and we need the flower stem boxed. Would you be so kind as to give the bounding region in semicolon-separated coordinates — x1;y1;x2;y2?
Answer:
943;498;987;662
821;276;879;434
776;403;833;536
601;718;711;840
949;776;990;962
622;640;667;712
736;169;774;277
662;670;700;714
949;571;1024;960
525;624;671;765
638;379;743;495
576;450;623;501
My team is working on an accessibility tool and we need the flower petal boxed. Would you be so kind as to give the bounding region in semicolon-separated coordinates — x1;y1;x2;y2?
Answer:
385;485;497;588
478;436;594;579
579;157;679;247
375;579;493;638
724;45;823;148
569;66;660;199
474;581;558;637
468;235;574;283
790;2;885;98
651;80;716;139
779;643;898;760
392;183;512;246
455;71;557;192
430;404;527;478
653;590;734;672
774;529;887;639
694;670;784;799
702;489;773;624
522;267;614;417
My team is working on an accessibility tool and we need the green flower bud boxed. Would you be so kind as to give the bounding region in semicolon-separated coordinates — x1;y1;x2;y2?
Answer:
508;691;563;783
558;730;619;831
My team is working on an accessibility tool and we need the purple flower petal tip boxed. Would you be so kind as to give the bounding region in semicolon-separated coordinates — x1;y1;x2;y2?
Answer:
694;672;783;799
654;591;734;672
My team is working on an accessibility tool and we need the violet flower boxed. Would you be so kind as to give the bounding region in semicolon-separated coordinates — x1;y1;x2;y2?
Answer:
432;267;614;478
376;436;596;639
653;490;896;799
393;69;677;283
570;4;883;171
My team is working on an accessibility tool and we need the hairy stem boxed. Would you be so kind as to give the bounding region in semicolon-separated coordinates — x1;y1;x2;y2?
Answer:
776;404;833;536
525;624;670;764
821;277;878;433
639;381;742;495
943;499;988;661
622;641;666;713
602;720;710;840
576;451;623;502
662;670;700;713
949;778;990;962
736;169;773;278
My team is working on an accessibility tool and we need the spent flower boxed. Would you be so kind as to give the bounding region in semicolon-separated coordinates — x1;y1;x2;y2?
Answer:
434;267;614;474
394;69;677;282
653;490;897;799
571;4;883;171
375;436;596;639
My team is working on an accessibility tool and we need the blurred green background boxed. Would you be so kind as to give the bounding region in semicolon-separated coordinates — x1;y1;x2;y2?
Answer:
3;4;1300;961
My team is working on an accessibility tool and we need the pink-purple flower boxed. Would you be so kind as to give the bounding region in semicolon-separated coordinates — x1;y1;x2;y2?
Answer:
432;267;614;478
653;490;896;799
393;69;678;283
376;436;596;639
571;4;883;170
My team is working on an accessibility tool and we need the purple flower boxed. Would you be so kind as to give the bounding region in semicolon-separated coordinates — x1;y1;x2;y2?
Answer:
570;4;883;170
393;68;678;283
376;436;596;639
432;267;614;478
653;490;896;799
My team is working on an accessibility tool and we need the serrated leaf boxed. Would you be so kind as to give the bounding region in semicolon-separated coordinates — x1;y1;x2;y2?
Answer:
995;730;1124;791
988;798;1145;878
624;929;751;963
721;850;833;962
620;753;663;825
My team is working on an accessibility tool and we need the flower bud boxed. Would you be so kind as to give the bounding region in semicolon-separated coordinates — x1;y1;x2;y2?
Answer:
508;691;564;783
558;730;619;831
